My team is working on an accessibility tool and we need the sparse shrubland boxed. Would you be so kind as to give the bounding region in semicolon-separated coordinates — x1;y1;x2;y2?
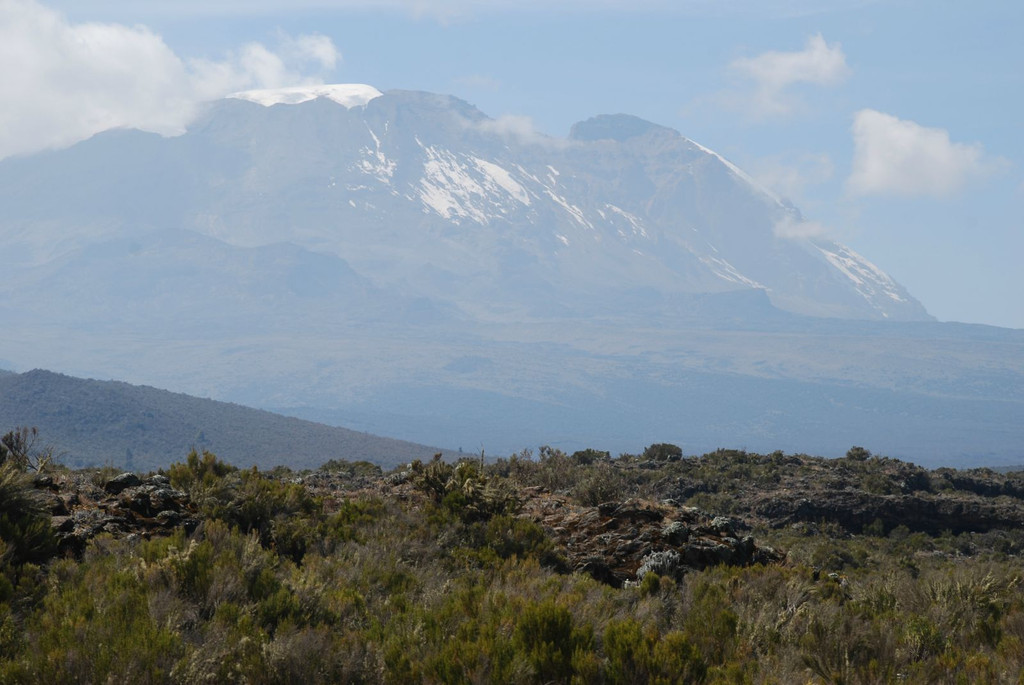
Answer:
3;434;1024;683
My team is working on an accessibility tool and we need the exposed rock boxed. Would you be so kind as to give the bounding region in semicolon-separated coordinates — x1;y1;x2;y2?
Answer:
43;473;199;557
662;521;689;545
104;472;142;494
118;483;187;517
933;468;1024;499
33;473;58;491
40;490;71;516
647;451;1024;538
754;491;1024;536
521;495;783;587
711;516;735;536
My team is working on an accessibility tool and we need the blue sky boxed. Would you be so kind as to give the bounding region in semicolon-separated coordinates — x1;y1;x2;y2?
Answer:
4;0;1022;327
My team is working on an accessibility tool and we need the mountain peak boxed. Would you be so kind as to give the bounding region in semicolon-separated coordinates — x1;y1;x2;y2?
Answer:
227;83;383;108
1;86;930;323
569;114;677;142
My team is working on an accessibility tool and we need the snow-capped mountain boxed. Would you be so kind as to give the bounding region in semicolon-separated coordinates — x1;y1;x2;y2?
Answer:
0;84;928;322
8;84;1019;467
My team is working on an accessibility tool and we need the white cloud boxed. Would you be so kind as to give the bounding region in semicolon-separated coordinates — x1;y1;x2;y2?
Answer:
773;215;828;240
847;109;1001;197
45;0;882;20
748;152;834;202
0;0;341;160
477;114;538;138
280;33;342;71
474;114;564;147
729;33;850;117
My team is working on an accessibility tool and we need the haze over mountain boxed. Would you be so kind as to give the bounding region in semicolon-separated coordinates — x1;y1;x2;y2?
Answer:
1;85;1021;467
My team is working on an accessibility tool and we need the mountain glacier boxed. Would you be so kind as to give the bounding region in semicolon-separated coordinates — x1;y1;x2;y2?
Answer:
1;85;1020;467
1;85;927;322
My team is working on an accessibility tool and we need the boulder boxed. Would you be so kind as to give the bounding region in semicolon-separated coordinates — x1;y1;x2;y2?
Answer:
104;472;142;494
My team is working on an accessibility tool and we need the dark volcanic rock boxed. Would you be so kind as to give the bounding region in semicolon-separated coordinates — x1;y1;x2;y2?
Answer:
933;469;1024;499
755;491;1024;535
119;483;187;517
47;472;199;556
522;496;782;587
104;472;142;494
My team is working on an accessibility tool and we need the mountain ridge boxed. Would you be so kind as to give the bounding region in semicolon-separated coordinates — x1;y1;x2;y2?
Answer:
1;86;929;322
0;369;451;471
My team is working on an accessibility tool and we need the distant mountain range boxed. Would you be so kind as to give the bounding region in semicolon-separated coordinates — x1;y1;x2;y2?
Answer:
0;369;448;471
0;85;1021;467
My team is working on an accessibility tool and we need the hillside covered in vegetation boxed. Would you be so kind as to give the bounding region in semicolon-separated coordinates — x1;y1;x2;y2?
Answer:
4;437;1024;683
0;369;450;471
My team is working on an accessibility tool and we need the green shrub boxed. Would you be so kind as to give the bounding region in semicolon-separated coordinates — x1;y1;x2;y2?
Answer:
0;463;57;567
642;443;683;462
6;556;182;684
167;448;236;493
320;459;382;478
638;572;661;597
414;456;519;523
650;631;706;684
846;446;872;461
570;449;610;465
513;600;576;682
603;618;652;684
682;580;738;664
322;497;385;546
572;462;628;506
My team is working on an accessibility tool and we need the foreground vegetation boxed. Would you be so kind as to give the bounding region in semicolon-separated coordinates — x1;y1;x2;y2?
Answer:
3;434;1024;683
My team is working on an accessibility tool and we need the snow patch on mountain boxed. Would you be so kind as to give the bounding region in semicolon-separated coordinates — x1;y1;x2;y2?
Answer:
418;149;488;223
229;84;382;108
356;125;396;184
544;189;593;230
604;204;648;239
816;244;908;314
415;140;533;223
700;255;765;289
472;158;531;206
689;139;784;206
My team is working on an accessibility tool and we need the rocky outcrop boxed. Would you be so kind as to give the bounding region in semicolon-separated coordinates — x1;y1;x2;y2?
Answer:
42;472;199;557
932;468;1024;499
650;452;1024;538
34;451;1024;584
521;496;782;587
754;490;1024;536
